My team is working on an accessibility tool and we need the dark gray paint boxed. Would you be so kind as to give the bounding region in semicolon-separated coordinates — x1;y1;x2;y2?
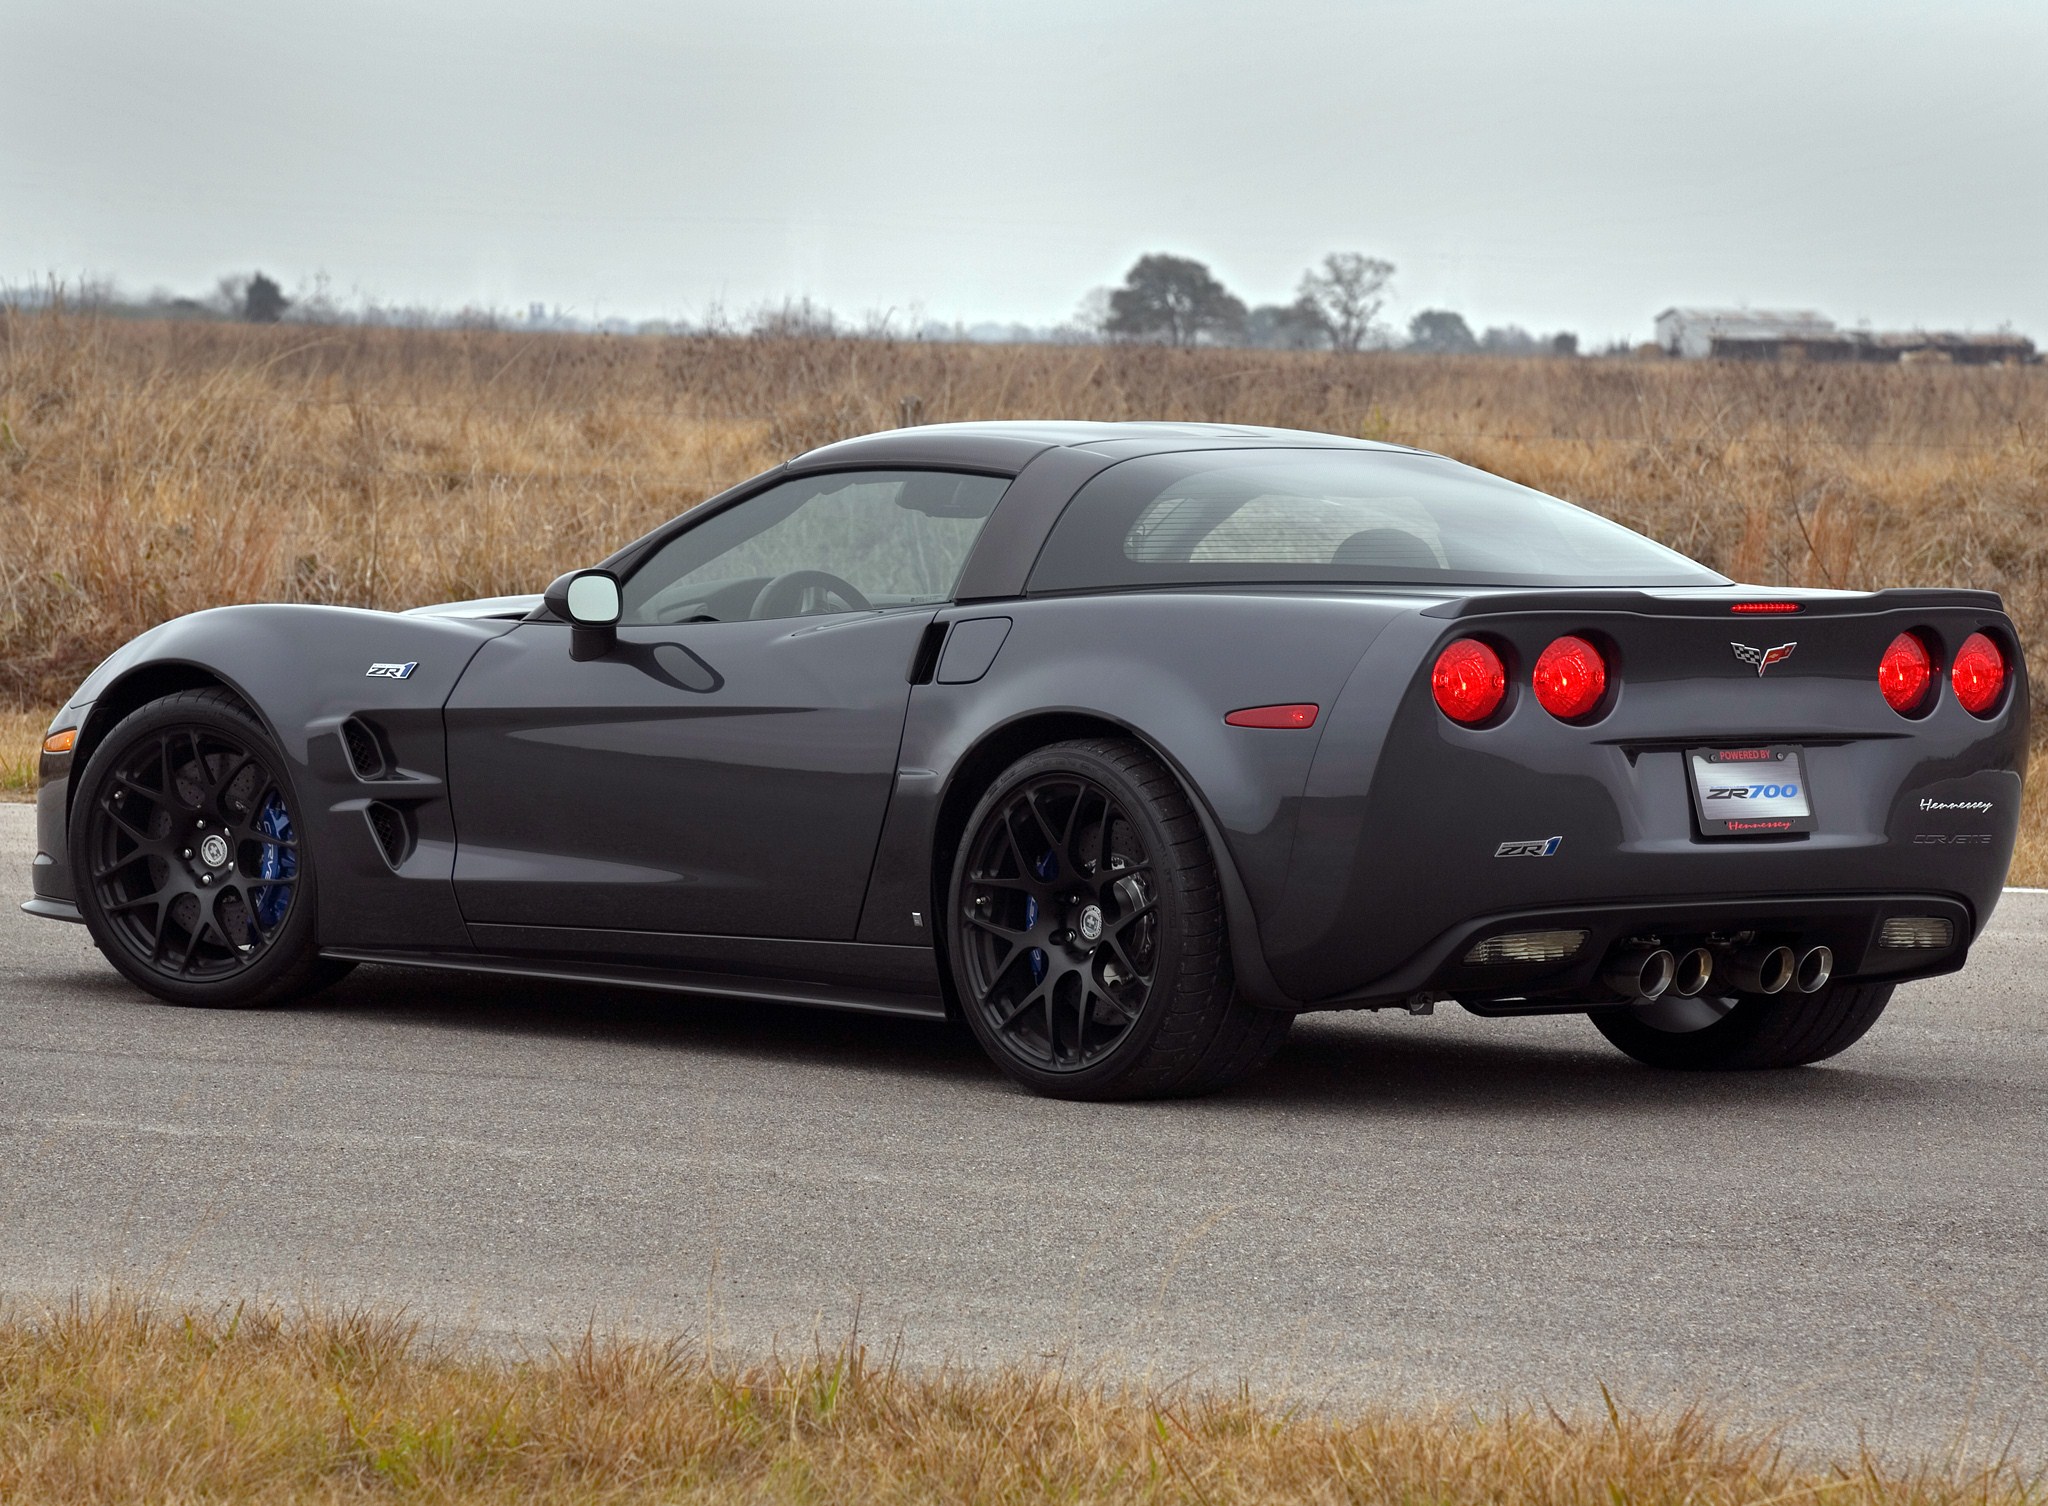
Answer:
26;422;2030;1019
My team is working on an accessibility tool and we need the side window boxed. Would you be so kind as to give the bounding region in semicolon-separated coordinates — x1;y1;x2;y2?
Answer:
620;470;1009;625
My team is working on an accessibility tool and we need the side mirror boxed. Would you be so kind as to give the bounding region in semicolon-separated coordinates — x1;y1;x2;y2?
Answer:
543;569;622;660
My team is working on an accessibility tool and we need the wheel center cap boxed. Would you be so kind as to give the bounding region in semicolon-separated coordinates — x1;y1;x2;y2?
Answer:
198;834;230;869
1076;904;1104;944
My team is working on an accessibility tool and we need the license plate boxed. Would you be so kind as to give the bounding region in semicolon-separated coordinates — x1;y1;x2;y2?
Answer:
1688;746;1815;836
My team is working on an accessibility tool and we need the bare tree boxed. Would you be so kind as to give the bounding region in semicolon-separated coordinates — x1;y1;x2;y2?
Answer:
1296;252;1395;352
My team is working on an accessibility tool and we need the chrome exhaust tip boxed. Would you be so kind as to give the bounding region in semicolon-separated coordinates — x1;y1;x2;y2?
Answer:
1795;945;1834;994
1603;946;1676;1002
1672;947;1715;998
1730;944;1796;996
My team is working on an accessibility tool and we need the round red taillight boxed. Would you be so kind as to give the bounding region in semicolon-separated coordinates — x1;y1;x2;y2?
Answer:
1951;631;2006;716
1432;638;1507;724
1877;632;1933;715
1531;635;1608;720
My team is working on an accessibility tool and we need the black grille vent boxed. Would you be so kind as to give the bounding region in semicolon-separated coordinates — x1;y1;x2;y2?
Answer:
341;718;387;780
365;802;412;867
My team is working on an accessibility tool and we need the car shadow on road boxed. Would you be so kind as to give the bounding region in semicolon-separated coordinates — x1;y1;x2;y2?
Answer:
304;962;996;1083
282;962;1931;1116
1231;1010;1935;1116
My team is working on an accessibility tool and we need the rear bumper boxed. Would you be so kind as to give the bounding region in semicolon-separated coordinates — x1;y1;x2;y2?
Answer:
1307;890;1974;1010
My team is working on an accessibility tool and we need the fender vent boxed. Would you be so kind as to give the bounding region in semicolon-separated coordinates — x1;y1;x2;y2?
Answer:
341;718;389;780
364;801;413;868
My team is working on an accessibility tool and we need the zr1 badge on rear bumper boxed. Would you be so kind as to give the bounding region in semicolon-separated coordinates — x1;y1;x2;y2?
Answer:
1688;745;1815;836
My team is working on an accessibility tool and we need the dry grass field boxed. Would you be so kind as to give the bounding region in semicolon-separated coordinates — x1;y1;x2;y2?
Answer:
1;1298;2039;1505
0;307;2040;879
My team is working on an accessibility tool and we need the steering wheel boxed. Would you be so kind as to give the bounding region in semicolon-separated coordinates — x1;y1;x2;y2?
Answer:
749;570;874;620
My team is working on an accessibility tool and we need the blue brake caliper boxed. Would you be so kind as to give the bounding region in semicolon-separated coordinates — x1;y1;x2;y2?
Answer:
1026;847;1056;984
252;793;297;934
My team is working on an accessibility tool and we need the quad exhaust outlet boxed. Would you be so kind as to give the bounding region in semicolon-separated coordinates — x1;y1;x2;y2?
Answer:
1729;944;1797;995
1602;946;1676;1002
1795;945;1834;994
1672;947;1715;998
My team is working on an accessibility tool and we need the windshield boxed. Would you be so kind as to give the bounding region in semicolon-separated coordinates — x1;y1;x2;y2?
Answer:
1026;449;1726;592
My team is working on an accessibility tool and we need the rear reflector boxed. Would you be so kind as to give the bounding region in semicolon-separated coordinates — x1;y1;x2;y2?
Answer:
1877;631;1933;715
1432;638;1507;724
1950;632;2006;717
1464;929;1589;966
1531;635;1608;720
1731;602;1803;614
1224;703;1318;729
1878;916;1954;950
42;728;77;754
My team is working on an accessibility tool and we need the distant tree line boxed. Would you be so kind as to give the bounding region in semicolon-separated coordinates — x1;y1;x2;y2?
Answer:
1089;251;1577;355
11;261;1581;355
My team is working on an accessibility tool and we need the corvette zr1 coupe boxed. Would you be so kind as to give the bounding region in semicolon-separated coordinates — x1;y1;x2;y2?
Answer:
24;422;2029;1099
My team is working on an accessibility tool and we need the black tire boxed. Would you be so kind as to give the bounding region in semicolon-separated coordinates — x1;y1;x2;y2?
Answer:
69;688;353;1009
945;737;1292;1100
1590;981;1895;1070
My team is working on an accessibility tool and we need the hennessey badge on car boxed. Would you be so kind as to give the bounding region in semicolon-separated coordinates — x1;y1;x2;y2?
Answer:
366;661;417;679
1732;641;1796;676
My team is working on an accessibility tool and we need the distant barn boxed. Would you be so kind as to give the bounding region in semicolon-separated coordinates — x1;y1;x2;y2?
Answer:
1654;308;2035;365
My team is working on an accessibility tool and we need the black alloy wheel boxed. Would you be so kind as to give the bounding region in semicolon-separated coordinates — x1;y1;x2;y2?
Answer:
957;769;1159;1073
71;689;350;1008
946;738;1292;1100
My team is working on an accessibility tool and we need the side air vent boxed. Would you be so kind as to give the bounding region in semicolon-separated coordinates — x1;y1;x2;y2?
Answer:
341;717;390;780
364;801;414;868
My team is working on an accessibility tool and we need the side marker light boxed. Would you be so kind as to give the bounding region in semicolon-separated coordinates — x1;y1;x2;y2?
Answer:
1224;704;1319;729
42;728;77;754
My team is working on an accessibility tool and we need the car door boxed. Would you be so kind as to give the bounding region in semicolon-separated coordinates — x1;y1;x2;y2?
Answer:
442;468;1008;947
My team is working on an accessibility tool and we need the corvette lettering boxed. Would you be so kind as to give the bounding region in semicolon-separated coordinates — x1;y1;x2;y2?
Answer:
1731;641;1797;676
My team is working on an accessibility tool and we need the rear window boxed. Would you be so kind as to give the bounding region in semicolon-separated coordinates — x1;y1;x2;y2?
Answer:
1026;449;1726;592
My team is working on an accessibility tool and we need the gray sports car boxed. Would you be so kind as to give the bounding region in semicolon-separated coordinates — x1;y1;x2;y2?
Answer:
24;422;2028;1097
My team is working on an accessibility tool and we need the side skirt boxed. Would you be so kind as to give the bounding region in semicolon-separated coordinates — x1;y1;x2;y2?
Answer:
318;947;950;1020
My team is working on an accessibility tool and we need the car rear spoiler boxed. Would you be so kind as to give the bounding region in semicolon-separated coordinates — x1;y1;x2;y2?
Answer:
1419;587;2007;620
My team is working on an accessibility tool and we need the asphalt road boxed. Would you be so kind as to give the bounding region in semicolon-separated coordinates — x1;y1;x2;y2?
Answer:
3;801;2044;1461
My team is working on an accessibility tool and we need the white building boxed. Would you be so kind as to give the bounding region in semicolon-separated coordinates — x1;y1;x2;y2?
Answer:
1654;308;1837;359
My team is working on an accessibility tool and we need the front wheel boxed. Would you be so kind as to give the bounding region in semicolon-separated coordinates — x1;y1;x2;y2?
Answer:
1590;980;1895;1070
945;738;1291;1100
70;688;352;1009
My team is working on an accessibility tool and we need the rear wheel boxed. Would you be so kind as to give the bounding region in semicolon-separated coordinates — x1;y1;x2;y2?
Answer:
946;738;1291;1100
70;689;353;1008
1590;980;1894;1070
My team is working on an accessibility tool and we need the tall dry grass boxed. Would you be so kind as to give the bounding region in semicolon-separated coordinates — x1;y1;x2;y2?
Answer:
1;309;2040;870
0;1297;2039;1505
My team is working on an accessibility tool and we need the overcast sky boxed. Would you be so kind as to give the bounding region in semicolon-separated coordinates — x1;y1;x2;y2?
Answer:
6;0;2045;344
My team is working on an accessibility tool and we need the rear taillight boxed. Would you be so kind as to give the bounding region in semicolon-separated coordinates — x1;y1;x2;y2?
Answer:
1531;635;1608;720
1877;632;1933;715
1432;638;1506;724
1951;632;2006;716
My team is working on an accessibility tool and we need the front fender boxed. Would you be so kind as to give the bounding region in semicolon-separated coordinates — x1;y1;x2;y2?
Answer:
42;604;516;951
